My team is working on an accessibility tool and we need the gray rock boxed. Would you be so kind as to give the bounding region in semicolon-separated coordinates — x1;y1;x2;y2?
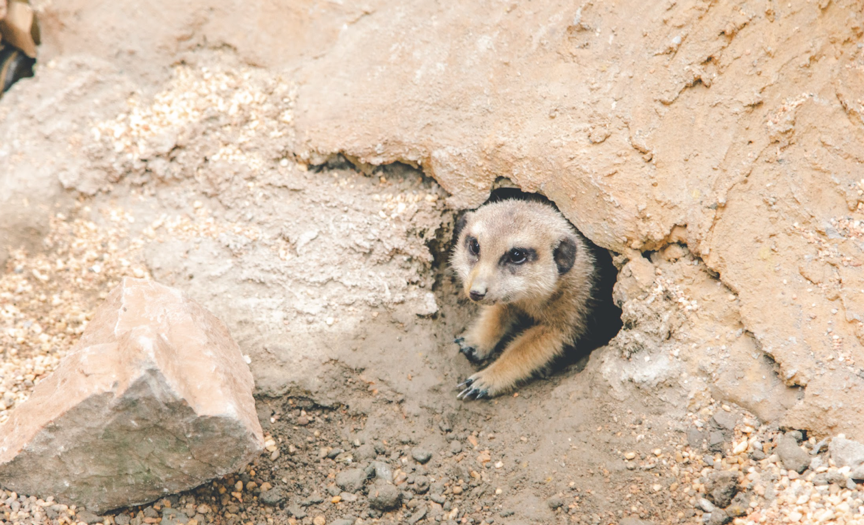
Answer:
0;279;263;513
811;438;830;455
830;437;864;479
810;456;825;472
332;520;354;525
786;430;804;442
711;411;738;432
750;449;766;461
368;481;402;510
337;468;369;493
413;475;430;494
160;509;189;525
412;448;432;464
408;506;427;524
372;461;393;482
708;431;725;453
687;429;705;448
776;435;811;474
302;493;325;506
355;443;377;461
449;440;463;455
725;492;750;517
547;495;565;509
288;505;306;519
706;509;730;525
620;519;655;525
826;471;848;485
114;514;131;525
76;511;103;524
260;488;286;507
697;498;716;513
706;471;739;508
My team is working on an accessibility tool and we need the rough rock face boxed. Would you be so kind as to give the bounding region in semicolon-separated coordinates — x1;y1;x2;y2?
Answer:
829;437;864;479
0;278;263;513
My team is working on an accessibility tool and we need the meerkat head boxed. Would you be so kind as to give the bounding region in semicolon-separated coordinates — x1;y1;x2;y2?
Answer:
451;199;581;306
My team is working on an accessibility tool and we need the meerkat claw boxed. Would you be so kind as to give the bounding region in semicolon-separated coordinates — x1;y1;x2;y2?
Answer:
456;378;474;389
457;386;488;400
455;338;485;363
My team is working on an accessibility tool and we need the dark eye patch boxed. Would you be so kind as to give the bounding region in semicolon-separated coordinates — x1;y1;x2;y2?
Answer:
467;236;480;256
500;247;536;266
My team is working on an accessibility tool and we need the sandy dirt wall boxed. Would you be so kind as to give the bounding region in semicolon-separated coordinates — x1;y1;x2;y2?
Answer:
290;0;864;439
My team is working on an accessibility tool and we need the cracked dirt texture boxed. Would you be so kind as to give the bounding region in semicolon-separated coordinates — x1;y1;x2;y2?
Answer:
2;0;864;523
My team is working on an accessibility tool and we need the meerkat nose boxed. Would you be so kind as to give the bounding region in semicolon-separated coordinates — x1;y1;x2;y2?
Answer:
469;290;486;301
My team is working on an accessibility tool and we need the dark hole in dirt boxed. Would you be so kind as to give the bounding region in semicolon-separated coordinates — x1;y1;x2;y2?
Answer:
450;187;623;375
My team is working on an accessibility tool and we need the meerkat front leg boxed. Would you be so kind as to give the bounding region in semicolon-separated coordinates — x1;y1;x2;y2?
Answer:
458;325;568;399
454;304;515;363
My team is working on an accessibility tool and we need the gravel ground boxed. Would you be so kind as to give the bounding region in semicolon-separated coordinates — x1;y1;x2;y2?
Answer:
0;365;845;525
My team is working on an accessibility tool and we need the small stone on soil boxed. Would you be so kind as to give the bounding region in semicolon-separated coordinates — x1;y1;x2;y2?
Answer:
711;410;738;432
411;448;432;464
260;487;286;507
546;495;565;509
775;434;811;473
368;481;402;510
706;470;739;508
336;468;368;493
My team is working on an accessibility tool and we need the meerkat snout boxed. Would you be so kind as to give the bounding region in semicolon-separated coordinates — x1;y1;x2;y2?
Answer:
450;198;599;399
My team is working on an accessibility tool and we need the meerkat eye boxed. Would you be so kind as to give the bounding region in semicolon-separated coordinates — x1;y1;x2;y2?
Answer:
507;248;528;264
467;237;480;256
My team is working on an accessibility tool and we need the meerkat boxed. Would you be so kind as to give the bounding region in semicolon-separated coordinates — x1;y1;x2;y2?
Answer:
450;198;598;400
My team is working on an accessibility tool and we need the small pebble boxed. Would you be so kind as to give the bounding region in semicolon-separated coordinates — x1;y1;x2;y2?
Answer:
411;448;432;464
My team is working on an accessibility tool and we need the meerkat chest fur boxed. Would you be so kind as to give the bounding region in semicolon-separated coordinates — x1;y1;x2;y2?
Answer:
451;199;599;400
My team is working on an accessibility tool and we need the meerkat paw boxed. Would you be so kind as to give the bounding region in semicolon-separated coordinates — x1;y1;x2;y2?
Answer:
454;336;493;364
456;369;510;401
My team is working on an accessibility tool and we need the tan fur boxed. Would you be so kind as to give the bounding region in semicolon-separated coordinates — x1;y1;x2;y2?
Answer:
451;199;597;399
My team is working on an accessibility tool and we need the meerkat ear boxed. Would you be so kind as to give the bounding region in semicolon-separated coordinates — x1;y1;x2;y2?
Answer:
454;211;472;240
554;236;578;274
